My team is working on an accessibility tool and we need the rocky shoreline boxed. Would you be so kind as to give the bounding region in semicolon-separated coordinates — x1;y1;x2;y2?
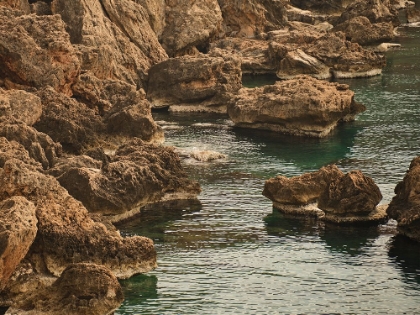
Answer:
0;0;419;313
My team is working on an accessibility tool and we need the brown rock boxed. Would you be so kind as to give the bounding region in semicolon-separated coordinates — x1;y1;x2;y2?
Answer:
0;0;30;14
387;156;420;242
0;7;80;96
50;139;201;220
135;0;166;37
228;75;365;137
0;197;38;291
6;263;124;315
0;89;42;126
406;7;420;23
161;0;223;56
263;165;344;205
0;137;43;170
333;16;395;45
147;55;242;113
0;117;62;170
289;0;345;15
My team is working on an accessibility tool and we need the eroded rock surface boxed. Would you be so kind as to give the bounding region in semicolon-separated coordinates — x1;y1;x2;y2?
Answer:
228;75;365;137
0;89;42;126
387;157;420;242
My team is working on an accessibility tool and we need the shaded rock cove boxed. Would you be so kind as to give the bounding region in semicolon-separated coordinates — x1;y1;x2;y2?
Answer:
0;0;420;314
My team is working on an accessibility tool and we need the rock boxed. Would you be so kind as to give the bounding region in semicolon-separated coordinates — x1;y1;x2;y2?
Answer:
5;263;123;315
228;75;366;138
135;0;165;37
49;139;201;220
30;1;52;15
277;49;331;80
0;197;38;291
406;7;420;23
0;117;62;170
0;158;157;278
285;5;330;24
288;0;345;15
51;0;167;88
374;42;401;53
217;0;287;37
263;165;344;206
161;0;223;56
391;0;415;10
333;16;395;45
190;149;226;162
0;7;80;95
0;89;42;126
336;0;400;27
34;87;105;154
318;170;386;224
147;55;242;113
0;137;43;171
0;0;30;14
387;156;420;242
305;32;386;78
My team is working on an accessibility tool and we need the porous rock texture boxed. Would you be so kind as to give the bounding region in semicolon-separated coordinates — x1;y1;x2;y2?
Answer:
0;89;42;127
387;157;420;242
228;75;366;137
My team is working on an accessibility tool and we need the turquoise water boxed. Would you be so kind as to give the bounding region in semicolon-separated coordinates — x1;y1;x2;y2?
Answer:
116;24;420;314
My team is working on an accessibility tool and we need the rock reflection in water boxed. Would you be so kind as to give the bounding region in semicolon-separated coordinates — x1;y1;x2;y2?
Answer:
119;274;158;307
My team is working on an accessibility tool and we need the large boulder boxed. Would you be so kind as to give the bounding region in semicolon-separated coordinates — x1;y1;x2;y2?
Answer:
228;75;365;137
387;157;420;242
161;0;223;56
147;55;242;113
318;170;386;224
0;7;80;95
0;197;38;291
51;0;167;88
48;139;201;220
5;263;124;315
0;89;42;126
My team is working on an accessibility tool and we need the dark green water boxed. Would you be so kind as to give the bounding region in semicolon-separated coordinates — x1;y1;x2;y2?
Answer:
116;24;420;314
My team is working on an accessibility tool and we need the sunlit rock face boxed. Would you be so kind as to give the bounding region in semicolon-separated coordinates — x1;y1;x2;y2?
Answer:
387;157;420;243
228;75;365;138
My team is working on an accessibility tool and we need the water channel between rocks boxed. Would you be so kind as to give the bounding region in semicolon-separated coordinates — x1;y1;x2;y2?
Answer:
115;24;420;315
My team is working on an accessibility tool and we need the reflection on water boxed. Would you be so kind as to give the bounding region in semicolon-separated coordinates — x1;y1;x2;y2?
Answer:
116;25;420;314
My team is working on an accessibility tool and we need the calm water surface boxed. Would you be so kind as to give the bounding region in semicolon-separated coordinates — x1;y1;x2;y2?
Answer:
116;23;420;314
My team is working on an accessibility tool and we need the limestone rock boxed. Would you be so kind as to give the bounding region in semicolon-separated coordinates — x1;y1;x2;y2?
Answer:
135;0;165;37
147;55;242;113
0;137;43;171
0;117;62;170
0;89;42;126
387;156;420;242
263;165;344;206
228;75;365;138
51;0;167;88
217;0;287;38
161;0;223;56
49;139;201;220
0;158;157;278
336;0;400;27
34;87;105;154
5;263;123;315
289;0;345;15
318;170;385;224
333;16;395;45
0;197;38;291
406;7;420;23
305;32;386;78
0;7;80;95
0;0;30;14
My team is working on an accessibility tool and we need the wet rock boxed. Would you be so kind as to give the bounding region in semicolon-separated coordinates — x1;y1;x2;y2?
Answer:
49;139;201;220
217;0;287;38
161;0;223;56
5;263;123;315
0;158;157;278
318;170;386;224
0;7;80;95
406;7;420;23
228;75;365;138
34;87;105;154
0;117;62;169
190;149;226;162
305;32;386;78
333;16;395;45
51;0;167;88
0;89;42;126
0;197;38;291
147;55;242;113
387;156;420;242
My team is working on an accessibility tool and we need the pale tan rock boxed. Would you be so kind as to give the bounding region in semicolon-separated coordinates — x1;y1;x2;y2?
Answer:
228;75;365;137
135;0;166;36
0;197;38;291
288;0;345;15
0;89;42;126
0;7;80;96
0;0;30;13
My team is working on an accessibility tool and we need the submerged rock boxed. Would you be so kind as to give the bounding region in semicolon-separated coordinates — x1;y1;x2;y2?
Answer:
228;75;365;138
387;156;420;242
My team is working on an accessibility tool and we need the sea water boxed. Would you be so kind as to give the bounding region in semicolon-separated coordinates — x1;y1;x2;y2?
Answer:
116;19;420;315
